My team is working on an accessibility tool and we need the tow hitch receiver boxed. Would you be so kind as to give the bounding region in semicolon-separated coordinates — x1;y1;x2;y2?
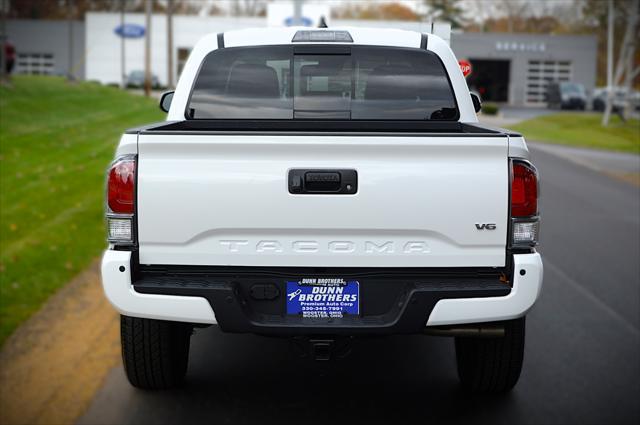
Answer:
291;336;354;361
311;340;333;361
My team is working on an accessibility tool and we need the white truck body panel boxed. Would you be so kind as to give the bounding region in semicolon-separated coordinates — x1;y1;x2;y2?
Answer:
136;134;508;267
224;26;422;49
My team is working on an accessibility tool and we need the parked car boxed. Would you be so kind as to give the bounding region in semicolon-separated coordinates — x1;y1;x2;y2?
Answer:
632;90;640;112
102;28;543;393
125;70;160;89
546;82;586;110
592;87;640;112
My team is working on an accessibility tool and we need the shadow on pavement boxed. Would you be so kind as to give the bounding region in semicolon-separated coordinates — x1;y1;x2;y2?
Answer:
79;147;640;425
81;327;518;425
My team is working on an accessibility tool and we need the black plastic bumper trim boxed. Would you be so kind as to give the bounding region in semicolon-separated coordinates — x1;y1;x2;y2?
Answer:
133;266;511;336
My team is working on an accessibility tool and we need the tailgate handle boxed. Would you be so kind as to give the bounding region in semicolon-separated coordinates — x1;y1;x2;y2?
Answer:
289;169;357;194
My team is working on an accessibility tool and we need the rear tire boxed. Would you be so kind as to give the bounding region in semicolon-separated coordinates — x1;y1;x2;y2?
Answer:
455;317;526;393
121;315;193;390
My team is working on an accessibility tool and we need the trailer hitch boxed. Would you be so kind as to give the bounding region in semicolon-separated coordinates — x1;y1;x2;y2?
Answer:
291;336;354;361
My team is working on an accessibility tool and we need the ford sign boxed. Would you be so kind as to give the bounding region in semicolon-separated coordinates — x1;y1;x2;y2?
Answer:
114;23;145;39
284;16;313;27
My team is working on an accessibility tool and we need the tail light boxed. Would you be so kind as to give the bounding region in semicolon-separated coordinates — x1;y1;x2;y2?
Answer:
511;160;540;247
106;155;136;245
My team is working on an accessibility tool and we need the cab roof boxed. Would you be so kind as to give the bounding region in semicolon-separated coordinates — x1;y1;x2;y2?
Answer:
222;27;425;49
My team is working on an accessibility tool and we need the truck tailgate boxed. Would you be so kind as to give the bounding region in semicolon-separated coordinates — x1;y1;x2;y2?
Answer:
136;134;509;267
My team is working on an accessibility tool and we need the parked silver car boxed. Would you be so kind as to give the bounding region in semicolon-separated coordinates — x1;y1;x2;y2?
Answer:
125;70;160;89
592;87;640;112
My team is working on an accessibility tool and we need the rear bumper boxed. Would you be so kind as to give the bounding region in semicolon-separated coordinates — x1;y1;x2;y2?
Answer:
101;251;542;333
426;253;543;326
101;250;216;324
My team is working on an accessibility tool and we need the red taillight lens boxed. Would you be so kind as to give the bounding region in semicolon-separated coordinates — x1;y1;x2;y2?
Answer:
108;157;136;214
511;161;538;217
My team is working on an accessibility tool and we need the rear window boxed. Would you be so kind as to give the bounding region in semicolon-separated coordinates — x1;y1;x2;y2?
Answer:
187;45;458;121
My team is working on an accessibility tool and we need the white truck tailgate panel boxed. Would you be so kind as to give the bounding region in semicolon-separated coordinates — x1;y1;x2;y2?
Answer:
137;134;509;267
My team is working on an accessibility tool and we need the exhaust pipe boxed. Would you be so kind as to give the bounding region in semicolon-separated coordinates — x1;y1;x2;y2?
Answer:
425;324;505;338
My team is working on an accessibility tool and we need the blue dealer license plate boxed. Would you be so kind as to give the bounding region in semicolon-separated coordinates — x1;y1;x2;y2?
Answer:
286;278;359;318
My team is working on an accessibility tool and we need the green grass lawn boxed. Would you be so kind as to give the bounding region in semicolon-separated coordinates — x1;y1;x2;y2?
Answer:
0;76;163;345
511;112;640;154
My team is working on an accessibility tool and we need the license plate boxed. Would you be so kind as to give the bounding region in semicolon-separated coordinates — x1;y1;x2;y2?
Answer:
286;278;359;318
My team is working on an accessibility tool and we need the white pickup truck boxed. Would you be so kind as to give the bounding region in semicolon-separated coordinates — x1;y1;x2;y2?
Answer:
101;27;543;393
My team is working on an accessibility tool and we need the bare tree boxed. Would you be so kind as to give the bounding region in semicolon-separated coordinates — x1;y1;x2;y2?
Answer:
423;0;467;29
175;0;205;15
230;0;266;17
497;0;530;32
603;0;639;125
621;1;639;120
467;0;493;32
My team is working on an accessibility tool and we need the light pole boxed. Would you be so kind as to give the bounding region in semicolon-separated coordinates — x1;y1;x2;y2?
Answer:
293;0;302;26
144;0;151;97
167;0;173;88
0;0;6;84
120;0;126;88
67;0;74;81
602;0;614;126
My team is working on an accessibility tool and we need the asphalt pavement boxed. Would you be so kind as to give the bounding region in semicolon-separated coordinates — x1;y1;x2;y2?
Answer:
78;146;640;425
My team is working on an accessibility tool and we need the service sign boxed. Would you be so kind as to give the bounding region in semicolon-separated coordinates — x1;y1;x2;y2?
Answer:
114;23;145;39
286;278;359;318
459;59;472;78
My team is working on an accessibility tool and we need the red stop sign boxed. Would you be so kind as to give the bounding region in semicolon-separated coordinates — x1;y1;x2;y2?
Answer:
459;59;472;78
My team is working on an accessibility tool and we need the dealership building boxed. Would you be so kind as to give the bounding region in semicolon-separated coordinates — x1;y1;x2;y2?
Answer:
6;12;597;107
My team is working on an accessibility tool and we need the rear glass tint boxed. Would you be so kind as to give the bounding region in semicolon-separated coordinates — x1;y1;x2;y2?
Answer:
187;46;458;121
188;46;292;119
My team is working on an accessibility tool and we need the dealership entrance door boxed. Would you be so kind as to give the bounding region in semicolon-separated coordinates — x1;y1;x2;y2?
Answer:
466;59;510;103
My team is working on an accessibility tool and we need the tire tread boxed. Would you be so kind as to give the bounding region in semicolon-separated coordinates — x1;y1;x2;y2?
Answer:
455;317;526;393
121;315;191;390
